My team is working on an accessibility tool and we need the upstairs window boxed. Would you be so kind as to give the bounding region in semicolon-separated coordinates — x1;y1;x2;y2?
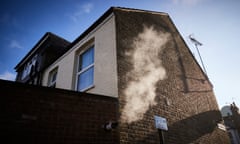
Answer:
76;46;94;91
48;67;58;88
21;55;38;80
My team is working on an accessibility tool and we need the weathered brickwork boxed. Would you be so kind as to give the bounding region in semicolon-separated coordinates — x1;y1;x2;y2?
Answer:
0;80;119;144
115;9;230;144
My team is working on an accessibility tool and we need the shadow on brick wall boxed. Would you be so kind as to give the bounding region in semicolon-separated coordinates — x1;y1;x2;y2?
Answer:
137;110;230;144
165;110;227;144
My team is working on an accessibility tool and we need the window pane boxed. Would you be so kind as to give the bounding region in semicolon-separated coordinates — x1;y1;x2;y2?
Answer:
77;67;94;91
51;72;57;82
79;47;94;71
48;67;58;87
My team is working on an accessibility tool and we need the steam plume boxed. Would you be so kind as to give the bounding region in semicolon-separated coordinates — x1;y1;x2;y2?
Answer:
122;25;170;123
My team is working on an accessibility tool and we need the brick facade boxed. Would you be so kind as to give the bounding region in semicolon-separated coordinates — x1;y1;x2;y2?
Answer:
1;80;119;144
115;8;230;144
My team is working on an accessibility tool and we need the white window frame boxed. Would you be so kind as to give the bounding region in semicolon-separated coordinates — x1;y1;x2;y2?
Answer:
75;46;94;92
48;67;58;88
21;55;38;80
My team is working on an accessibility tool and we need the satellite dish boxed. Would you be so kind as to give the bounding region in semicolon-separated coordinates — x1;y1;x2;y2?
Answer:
221;106;232;117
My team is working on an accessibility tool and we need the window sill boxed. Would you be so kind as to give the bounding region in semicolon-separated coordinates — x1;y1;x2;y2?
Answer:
80;84;95;92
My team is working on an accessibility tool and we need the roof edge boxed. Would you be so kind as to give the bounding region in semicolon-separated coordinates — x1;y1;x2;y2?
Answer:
69;7;115;48
69;6;169;48
14;32;70;70
114;6;169;16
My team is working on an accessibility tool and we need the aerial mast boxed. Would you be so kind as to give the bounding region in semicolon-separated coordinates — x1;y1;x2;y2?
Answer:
189;34;207;75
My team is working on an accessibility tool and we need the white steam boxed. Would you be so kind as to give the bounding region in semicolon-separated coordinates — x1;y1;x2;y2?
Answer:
122;25;170;123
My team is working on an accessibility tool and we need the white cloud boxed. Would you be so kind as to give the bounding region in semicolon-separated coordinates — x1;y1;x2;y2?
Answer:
172;0;202;5
9;40;23;49
0;71;16;81
67;3;94;22
82;3;93;13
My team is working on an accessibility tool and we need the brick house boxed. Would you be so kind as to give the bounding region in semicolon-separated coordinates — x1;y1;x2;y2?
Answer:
10;7;231;143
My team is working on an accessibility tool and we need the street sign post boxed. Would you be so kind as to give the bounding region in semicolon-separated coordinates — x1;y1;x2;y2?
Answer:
154;116;168;131
154;116;168;144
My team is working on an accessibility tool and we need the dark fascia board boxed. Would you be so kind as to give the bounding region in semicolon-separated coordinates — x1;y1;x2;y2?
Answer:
68;7;115;48
114;6;169;15
69;7;168;48
14;32;70;70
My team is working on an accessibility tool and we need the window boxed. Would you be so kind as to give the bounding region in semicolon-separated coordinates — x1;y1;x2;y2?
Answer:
21;55;38;80
76;46;94;91
48;67;58;88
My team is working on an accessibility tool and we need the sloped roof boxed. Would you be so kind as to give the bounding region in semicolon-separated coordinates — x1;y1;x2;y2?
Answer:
69;7;168;48
15;32;70;70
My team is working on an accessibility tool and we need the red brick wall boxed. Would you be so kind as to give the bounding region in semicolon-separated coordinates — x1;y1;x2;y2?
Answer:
114;8;230;144
0;80;119;144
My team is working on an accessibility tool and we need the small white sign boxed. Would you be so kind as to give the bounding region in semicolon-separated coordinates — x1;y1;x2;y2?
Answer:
217;123;227;131
154;115;168;131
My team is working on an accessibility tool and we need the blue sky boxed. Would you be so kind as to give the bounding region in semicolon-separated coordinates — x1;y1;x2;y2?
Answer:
0;0;239;108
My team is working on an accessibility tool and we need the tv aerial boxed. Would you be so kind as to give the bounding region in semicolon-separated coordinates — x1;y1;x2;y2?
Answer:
189;34;207;75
